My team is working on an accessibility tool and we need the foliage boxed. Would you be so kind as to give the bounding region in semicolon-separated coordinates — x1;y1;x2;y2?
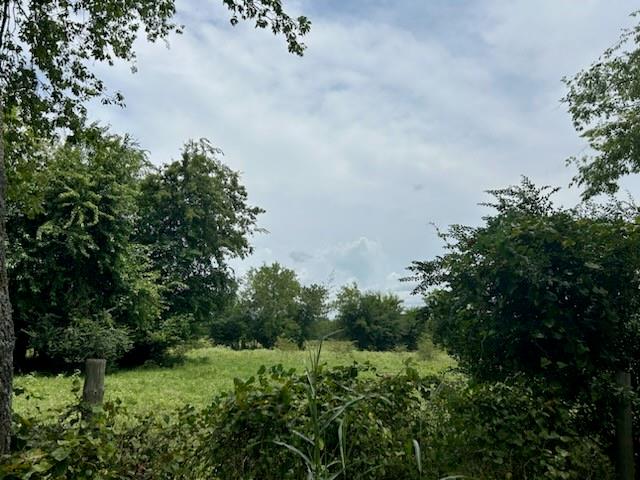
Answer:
203;365;612;479
563;10;640;198
298;284;332;342
0;0;310;138
2;402;133;479
415;333;435;362
334;284;405;351
135;139;263;354
399;307;429;351
0;0;310;453
8;133;268;369
7;128;164;369
423;378;614;479
1;384;204;479
409;179;640;399
4;351;610;479
307;319;341;341
193;362;418;479
46;315;133;365
243;262;302;347
212;263;330;348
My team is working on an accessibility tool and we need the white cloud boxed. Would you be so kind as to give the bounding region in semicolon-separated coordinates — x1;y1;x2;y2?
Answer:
85;0;637;306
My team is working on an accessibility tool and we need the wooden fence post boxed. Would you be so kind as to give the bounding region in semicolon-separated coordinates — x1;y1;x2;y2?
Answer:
82;358;106;406
615;370;634;480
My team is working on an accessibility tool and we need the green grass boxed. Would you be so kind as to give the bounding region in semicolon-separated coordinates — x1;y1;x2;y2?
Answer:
13;345;456;418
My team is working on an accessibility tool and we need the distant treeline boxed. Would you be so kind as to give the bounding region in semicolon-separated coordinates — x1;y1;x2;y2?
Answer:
211;262;428;351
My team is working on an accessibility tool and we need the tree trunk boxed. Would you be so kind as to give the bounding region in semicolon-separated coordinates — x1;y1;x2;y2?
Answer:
0;97;14;454
615;370;635;480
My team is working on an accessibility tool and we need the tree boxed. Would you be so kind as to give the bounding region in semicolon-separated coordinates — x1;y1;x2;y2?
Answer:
212;263;329;348
0;0;310;452
408;179;640;399
135;139;263;353
241;263;302;347
335;284;405;351
563;10;640;198
296;283;330;344
399;306;428;351
8;127;163;370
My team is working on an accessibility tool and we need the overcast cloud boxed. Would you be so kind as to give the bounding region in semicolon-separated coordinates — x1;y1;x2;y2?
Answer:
86;0;639;305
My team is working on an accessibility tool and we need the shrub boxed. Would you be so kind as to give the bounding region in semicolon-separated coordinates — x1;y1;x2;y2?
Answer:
415;333;435;361
47;314;133;365
192;362;613;479
421;378;614;479
2;363;614;480
1;387;204;479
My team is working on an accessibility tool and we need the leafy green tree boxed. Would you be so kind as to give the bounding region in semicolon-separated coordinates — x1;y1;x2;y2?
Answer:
296;284;330;344
7;128;163;370
212;263;329;348
399;306;428;351
0;0;310;451
136;139;263;347
408;179;640;399
335;284;404;351
209;299;252;348
563;11;640;198
240;263;302;348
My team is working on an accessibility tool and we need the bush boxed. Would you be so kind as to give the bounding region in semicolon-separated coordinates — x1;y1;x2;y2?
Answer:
415;333;435;361
47;314;133;365
2;363;614;479
2;385;204;479
422;378;614;479
196;365;612;480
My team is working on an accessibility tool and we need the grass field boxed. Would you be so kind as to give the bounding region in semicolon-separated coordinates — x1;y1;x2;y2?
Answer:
13;345;456;418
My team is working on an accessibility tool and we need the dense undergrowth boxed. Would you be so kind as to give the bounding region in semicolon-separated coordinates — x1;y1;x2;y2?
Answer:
1;350;613;480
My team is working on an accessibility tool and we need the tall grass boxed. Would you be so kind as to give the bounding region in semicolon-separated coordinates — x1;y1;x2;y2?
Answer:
13;345;455;418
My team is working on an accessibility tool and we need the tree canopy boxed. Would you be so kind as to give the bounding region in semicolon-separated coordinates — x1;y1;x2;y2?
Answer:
135;139;263;354
335;284;406;351
210;263;330;348
0;0;310;135
564;11;640;198
6;130;265;369
409;179;640;398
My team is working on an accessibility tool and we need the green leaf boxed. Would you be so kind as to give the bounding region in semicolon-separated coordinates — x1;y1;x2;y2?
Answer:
50;447;70;462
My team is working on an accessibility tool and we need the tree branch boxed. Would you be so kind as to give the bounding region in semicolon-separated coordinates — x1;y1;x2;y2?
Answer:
0;0;10;55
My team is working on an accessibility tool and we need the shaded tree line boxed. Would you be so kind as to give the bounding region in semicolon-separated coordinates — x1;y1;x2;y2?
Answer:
211;262;428;351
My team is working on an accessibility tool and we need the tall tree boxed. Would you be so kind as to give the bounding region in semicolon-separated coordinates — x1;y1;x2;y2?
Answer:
212;263;329;348
563;10;640;198
335;284;405;351
8;128;163;370
0;0;310;453
135;139;263;351
242;262;303;348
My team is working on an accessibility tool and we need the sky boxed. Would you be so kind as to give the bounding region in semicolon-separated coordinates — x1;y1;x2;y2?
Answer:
86;0;639;305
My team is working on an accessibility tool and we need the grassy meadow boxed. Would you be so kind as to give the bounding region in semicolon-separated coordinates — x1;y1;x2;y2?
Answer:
13;344;455;418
